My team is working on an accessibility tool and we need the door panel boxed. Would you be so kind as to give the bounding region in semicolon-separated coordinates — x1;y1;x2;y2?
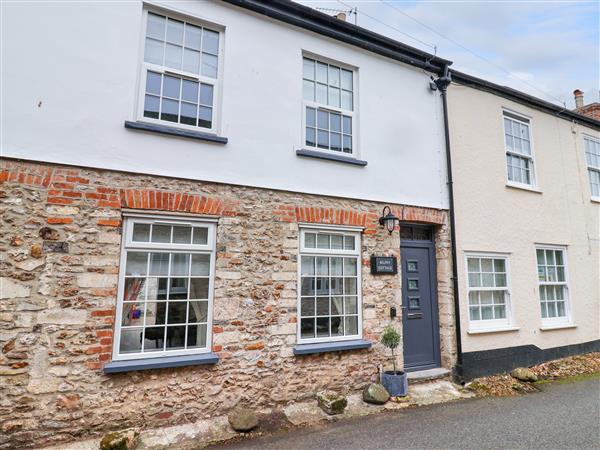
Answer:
401;244;440;370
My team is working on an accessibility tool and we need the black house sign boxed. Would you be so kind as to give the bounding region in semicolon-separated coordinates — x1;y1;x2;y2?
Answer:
370;256;398;275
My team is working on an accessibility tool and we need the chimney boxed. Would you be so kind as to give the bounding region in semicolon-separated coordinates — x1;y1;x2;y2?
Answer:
335;12;347;21
573;89;584;109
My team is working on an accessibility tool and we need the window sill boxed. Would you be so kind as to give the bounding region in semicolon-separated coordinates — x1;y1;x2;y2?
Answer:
124;121;228;144
591;197;600;204
103;352;219;374
505;182;542;194
293;339;372;356
540;323;577;331
296;149;368;166
467;326;520;335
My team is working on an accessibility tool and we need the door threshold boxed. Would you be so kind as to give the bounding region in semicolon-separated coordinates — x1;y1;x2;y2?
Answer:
406;367;451;384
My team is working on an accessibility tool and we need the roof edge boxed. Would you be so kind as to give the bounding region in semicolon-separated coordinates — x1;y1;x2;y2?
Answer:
452;71;600;131
220;0;451;74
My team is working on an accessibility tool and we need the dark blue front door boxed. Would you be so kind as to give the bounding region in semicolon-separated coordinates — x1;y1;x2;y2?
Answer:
401;241;440;371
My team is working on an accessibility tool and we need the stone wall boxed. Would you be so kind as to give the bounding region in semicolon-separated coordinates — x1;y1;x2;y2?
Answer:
0;159;455;449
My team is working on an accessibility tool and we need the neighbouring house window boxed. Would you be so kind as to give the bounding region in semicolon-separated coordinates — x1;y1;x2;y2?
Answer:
466;255;511;328
299;228;362;342
114;216;215;360
536;247;569;323
141;11;220;132
504;112;535;186
584;136;600;199
302;57;355;154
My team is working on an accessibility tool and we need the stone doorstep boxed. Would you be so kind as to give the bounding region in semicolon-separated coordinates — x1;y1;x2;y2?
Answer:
407;367;452;385
41;380;471;450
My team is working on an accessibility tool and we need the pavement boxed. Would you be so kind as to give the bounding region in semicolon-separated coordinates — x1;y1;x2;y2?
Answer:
214;376;600;450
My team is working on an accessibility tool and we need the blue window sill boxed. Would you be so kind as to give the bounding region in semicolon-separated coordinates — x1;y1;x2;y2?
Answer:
103;352;219;374
296;149;368;166
124;121;228;144
293;339;372;356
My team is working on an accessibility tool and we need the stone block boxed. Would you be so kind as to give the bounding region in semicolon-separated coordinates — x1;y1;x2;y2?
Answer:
77;273;117;288
0;278;31;299
316;390;347;415
37;309;87;325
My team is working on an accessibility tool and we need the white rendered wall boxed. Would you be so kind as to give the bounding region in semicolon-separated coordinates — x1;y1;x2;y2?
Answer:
1;0;448;209
449;84;600;352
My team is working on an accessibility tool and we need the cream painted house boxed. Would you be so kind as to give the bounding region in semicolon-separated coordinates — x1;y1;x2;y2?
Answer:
448;72;600;379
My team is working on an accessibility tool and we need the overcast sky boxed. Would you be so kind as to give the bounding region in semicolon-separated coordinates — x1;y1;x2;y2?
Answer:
295;0;599;108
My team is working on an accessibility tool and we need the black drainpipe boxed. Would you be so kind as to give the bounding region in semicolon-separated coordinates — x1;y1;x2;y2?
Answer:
434;65;463;380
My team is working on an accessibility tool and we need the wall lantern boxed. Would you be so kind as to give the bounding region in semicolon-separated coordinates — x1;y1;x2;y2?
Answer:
378;206;400;233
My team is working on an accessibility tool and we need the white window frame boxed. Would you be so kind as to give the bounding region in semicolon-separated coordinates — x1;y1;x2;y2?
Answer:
535;245;571;327
112;213;217;361
301;52;358;157
297;225;363;344
465;252;513;331
136;7;224;135
583;135;600;201
502;110;538;189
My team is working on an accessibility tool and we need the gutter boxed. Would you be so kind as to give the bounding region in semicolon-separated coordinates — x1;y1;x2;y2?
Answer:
221;0;451;73
434;66;464;379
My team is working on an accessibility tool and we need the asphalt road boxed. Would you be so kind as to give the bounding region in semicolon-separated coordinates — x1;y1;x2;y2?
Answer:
216;376;600;450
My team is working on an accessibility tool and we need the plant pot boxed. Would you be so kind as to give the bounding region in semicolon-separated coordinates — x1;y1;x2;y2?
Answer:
381;370;408;397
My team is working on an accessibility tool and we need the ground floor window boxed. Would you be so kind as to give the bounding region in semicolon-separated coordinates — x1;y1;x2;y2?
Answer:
466;254;511;329
298;227;362;343
536;247;570;324
114;214;215;360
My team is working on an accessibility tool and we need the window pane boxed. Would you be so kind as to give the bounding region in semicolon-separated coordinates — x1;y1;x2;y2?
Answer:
301;256;315;276
133;223;151;242
161;98;179;122
330;256;343;275
143;327;165;352
124;278;146;301
344;258;357;276
316;62;328;83
173;226;192;244
468;273;481;287
328;87;340;108
328;66;340;87
301;297;315;316
184;23;202;50
166;326;186;350
144;38;164;65
344;235;355;250
342;116;352;134
188;301;208;322
304;233;316;248
162;75;180;99
301;278;315;296
468;291;479;305
183;48;200;74
146;71;162;95
494;273;506;287
341;69;352;90
341;90;353;110
180;102;197;126
165;43;182;70
306;128;316;147
166;18;184;44
316;297;329;316
145;303;167;325
187;324;207;348
330;133;341;152
147;13;166;40
301;318;315;338
171;253;190;276
146;278;168;300
167;302;187;324
198;106;212;129
316;234;329;249
152;225;171;243
556;301;566;317
201;53;218;78
169;278;188;299
469;307;480;321
180;80;198;103
316;83;327;104
331;297;343;315
200;84;213;106
189;278;209;299
344;278;357;295
344;316;358;335
303;58;315;81
317;110;329;129
122;303;145;327
202;29;219;54
149;253;169;275
330;113;341;132
316;256;329;274
191;254;210;276
330;277;343;295
315;277;329;295
303;80;315;101
481;306;493;320
193;227;208;245
120;329;143;354
345;296;357;314
126;252;148;276
331;316;343;336
493;259;505;272
316;317;330;337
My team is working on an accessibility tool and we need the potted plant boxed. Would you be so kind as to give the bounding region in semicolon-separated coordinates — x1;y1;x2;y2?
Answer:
380;324;408;397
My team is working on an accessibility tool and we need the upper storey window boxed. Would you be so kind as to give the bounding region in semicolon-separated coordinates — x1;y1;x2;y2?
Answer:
302;57;355;155
503;112;536;187
584;136;600;200
140;11;220;132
